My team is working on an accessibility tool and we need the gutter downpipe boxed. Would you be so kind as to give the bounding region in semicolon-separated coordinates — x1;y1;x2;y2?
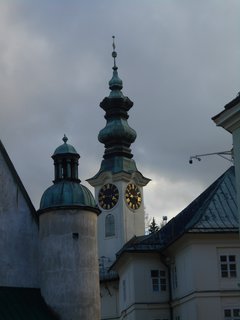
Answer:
167;263;174;320
162;254;173;320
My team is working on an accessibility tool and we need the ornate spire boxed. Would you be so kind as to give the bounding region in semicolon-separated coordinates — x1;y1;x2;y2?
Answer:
109;36;123;97
87;37;151;186
93;37;137;175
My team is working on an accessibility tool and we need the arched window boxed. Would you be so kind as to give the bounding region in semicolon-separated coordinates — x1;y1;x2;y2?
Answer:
105;214;115;237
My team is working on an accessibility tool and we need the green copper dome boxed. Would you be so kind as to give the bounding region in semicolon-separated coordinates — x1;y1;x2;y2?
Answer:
53;134;78;156
39;136;100;214
39;181;98;210
99;119;137;146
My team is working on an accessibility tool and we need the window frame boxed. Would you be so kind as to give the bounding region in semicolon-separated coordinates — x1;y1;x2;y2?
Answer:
220;255;237;279
224;308;240;320
151;269;167;292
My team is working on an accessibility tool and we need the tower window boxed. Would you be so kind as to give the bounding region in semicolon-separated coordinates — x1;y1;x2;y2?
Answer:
105;214;115;237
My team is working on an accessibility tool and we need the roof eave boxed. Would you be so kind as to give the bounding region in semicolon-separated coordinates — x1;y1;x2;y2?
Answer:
212;97;240;133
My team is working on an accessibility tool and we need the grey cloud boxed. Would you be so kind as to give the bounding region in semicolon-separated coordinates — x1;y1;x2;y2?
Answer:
0;1;239;220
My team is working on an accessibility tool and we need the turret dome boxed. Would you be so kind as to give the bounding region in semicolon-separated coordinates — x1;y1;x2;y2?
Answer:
39;181;97;210
38;136;100;214
53;134;78;156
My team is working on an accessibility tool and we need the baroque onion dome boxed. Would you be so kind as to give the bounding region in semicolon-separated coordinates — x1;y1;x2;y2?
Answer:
39;135;99;212
96;36;138;175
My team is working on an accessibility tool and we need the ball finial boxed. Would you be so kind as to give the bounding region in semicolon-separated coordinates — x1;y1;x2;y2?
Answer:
62;134;68;144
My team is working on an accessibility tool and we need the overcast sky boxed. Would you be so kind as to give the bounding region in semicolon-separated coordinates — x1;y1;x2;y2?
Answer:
0;1;239;225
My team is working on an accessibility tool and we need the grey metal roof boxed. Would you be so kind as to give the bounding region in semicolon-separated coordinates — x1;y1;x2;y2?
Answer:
189;170;237;231
160;166;238;246
113;166;239;263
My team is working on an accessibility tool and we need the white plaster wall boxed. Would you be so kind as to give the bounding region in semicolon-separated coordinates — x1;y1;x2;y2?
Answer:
167;235;240;319
192;243;219;291
173;300;195;320
100;281;119;319
221;296;240;315
196;297;221;320
191;240;240;292
116;253;169;319
118;258;134;312
39;209;100;320
169;236;240;300
0;151;39;288
124;306;170;320
173;297;222;320
132;254;169;303
170;244;194;299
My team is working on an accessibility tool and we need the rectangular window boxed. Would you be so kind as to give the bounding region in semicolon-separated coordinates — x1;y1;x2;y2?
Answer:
224;308;240;320
151;270;167;292
160;270;167;291
220;255;237;278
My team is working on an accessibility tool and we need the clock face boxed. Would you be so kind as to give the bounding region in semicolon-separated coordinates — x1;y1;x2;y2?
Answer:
125;183;142;210
98;184;119;210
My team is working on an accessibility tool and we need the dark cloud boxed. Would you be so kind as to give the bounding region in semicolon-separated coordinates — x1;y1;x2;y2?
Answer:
0;1;239;219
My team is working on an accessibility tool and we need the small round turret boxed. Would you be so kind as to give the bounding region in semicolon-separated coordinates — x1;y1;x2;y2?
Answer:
38;136;101;320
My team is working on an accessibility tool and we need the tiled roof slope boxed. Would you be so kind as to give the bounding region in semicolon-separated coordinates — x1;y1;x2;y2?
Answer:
160;166;238;247
115;166;238;259
115;233;162;259
0;287;58;319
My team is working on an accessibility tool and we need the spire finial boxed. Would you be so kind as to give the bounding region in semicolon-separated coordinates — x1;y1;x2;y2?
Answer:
112;35;117;70
63;134;68;144
108;35;123;95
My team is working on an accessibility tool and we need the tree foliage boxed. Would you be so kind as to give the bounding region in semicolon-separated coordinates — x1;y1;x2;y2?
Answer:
148;217;160;234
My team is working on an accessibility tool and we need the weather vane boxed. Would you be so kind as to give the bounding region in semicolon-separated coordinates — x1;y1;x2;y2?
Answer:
112;35;117;69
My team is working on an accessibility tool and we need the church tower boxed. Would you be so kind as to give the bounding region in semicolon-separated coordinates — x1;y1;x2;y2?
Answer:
38;136;101;320
87;38;150;266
